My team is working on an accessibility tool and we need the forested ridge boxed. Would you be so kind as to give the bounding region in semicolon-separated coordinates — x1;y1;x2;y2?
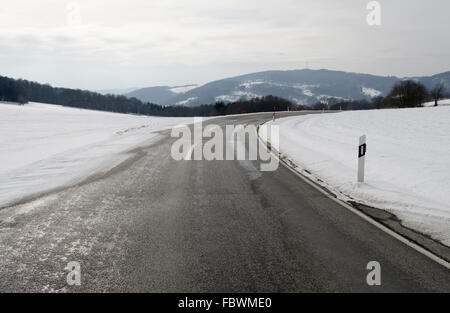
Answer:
0;75;172;115
0;75;303;116
1;75;446;117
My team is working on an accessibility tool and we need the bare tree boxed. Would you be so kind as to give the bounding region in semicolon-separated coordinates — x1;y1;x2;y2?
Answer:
372;96;385;109
386;80;428;108
430;84;445;106
313;101;328;111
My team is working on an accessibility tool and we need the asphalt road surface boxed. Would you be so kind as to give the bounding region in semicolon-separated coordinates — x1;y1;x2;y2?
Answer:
0;112;449;292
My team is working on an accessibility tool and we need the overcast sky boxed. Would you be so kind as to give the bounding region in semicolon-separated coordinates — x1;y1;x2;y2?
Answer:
0;0;449;90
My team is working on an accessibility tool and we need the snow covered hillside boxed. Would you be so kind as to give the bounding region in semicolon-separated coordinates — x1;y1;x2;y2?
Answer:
0;102;193;207
422;99;450;107
126;70;450;107
265;107;450;246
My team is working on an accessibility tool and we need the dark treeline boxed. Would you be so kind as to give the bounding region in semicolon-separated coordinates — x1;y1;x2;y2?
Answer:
0;76;28;103
1;75;447;116
212;95;306;115
313;80;447;111
312;99;373;111
0;75;304;117
1;75;173;115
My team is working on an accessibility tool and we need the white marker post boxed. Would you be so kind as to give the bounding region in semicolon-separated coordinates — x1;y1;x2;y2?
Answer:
358;135;367;183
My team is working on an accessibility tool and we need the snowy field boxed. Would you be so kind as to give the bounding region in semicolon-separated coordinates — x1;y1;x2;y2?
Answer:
422;99;450;107
0;102;194;208
264;106;450;246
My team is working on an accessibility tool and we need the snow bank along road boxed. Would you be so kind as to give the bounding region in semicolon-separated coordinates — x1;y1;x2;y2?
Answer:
0;110;449;292
266;106;450;246
0;102;194;208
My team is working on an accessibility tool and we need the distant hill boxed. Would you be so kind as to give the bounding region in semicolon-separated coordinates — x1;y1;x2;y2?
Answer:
97;87;139;95
410;71;450;91
126;69;450;106
2;76;299;117
126;86;176;104
126;85;198;104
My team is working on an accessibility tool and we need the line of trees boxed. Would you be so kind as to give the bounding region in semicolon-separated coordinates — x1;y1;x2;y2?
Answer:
312;80;447;111
1;75;447;116
212;95;306;115
312;99;372;111
373;80;446;109
0;75;172;115
0;76;28;103
0;75;305;117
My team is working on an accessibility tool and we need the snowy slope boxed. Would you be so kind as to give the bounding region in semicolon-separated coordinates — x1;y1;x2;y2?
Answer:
422;99;450;107
0;102;194;207
265;107;450;246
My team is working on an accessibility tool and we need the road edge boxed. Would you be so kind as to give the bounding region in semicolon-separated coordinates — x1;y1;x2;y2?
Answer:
256;122;450;270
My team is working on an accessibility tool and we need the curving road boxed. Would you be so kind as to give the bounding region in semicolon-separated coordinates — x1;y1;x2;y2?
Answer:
0;112;449;292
